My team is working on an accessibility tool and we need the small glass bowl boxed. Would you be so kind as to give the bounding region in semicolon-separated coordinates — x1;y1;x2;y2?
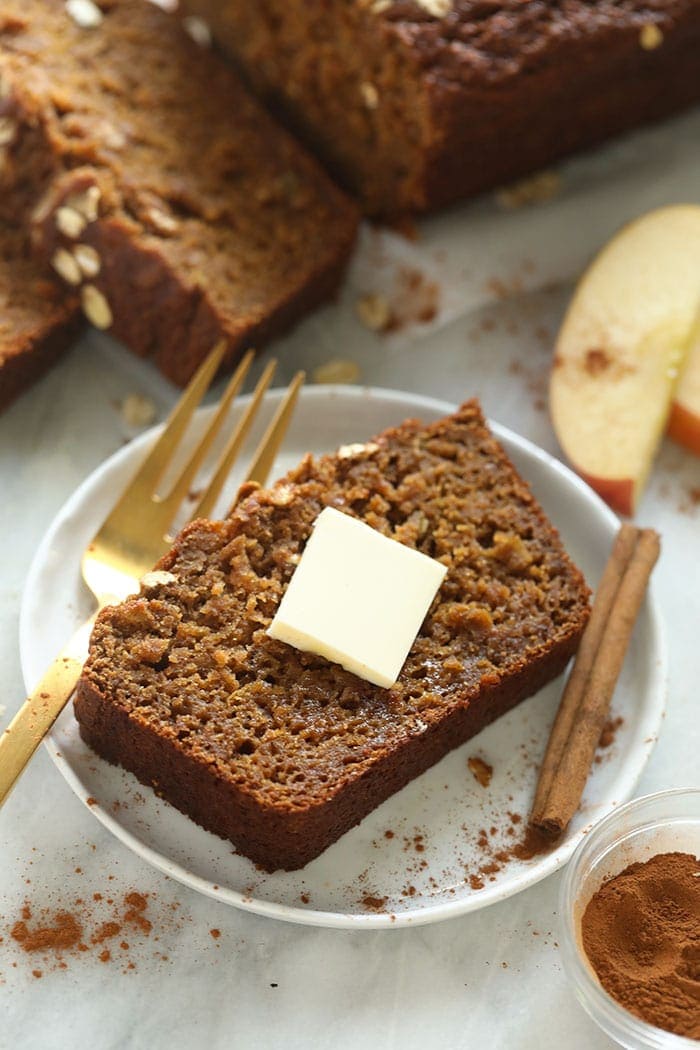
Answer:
560;789;700;1049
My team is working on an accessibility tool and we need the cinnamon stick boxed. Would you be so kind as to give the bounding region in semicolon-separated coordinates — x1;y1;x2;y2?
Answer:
530;523;638;821
530;526;660;839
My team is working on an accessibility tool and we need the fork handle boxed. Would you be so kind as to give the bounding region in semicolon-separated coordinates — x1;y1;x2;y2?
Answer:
0;614;97;807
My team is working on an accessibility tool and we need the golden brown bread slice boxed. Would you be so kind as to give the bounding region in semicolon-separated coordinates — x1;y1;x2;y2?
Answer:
0;0;358;386
76;401;590;870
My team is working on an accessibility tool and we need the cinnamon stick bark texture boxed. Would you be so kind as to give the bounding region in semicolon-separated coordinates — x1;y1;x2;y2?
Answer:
530;525;660;839
530;524;638;819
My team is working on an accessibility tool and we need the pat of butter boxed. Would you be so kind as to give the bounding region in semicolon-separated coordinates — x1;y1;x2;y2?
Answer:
267;506;447;688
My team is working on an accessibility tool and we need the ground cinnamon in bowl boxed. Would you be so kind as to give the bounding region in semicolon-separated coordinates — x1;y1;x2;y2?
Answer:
581;852;700;1040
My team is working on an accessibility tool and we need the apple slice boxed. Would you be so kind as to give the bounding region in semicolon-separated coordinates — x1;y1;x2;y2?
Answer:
668;324;700;455
550;205;700;516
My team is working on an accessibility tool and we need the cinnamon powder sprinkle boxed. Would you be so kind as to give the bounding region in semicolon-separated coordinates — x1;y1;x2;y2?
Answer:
92;921;121;945
360;895;388;911
4;888;179;977
583;348;612;376
123;892;152;934
465;812;554;888
509;825;553;862
598;715;624;750
10;907;83;953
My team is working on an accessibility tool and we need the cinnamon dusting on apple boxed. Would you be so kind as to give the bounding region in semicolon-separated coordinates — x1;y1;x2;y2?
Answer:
583;348;611;376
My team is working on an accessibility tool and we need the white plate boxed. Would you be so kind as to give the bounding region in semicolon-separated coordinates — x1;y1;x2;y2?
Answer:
20;386;666;929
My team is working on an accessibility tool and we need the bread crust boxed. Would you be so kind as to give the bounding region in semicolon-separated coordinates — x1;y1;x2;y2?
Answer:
0;228;80;412
76;629;580;871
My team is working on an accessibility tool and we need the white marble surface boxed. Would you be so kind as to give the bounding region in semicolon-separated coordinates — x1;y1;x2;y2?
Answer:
2;109;700;1050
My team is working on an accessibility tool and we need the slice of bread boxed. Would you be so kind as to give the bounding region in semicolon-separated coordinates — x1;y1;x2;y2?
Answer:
76;401;590;871
0;0;358;386
0;227;80;413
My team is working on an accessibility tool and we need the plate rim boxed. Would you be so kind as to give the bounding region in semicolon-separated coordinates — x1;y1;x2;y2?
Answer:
19;384;667;929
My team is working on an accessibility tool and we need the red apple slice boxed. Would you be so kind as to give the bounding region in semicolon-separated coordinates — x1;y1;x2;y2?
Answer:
550;205;700;516
668;325;700;455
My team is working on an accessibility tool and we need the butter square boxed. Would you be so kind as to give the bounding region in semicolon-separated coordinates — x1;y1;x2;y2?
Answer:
267;506;447;688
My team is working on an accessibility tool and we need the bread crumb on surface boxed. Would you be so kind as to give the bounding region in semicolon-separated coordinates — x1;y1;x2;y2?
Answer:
312;359;361;385
120;393;157;429
495;171;562;210
356;293;393;332
467;755;493;788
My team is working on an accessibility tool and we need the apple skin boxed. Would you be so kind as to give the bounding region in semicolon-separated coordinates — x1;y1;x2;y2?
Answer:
577;472;635;518
668;402;700;456
668;330;700;456
550;204;700;515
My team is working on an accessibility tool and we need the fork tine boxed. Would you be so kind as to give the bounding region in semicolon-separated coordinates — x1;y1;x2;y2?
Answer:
230;369;305;511
158;349;255;523
189;359;278;522
124;340;227;498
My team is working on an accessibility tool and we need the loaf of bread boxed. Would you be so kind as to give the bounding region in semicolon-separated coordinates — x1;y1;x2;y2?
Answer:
0;0;358;386
76;401;590;871
181;0;700;215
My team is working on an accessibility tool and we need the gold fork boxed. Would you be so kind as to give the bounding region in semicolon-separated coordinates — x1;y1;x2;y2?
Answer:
0;343;304;806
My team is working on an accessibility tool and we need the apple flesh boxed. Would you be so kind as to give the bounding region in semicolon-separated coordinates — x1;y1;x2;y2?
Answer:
668;326;700;456
550;205;700;516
